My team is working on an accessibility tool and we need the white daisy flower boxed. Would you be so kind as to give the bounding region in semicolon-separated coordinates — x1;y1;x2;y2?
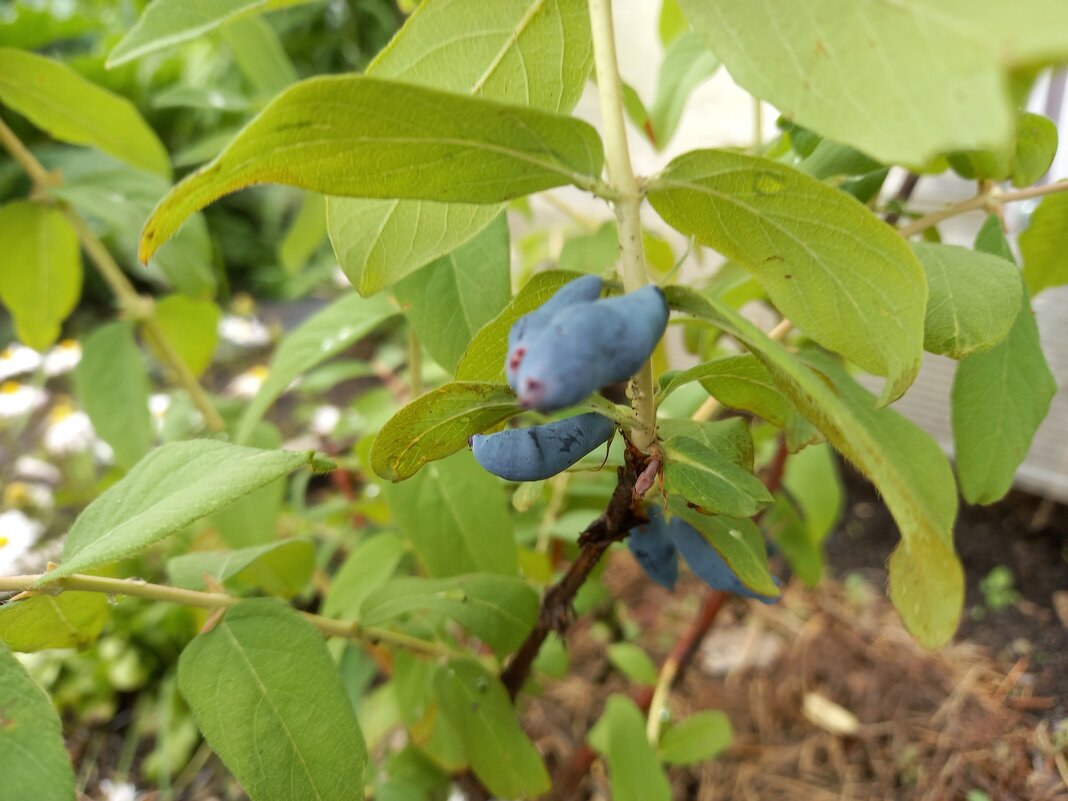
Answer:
99;780;140;801
2;481;54;512
225;365;269;398
42;339;82;376
0;381;47;419
309;404;341;436
14;456;61;485
218;315;271;348
0;344;42;381
0;509;44;575
42;403;97;455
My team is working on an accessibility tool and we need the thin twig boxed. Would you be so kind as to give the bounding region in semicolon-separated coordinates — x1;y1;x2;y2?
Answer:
0;572;461;659
897;179;1068;237
882;172;920;226
0;117;224;431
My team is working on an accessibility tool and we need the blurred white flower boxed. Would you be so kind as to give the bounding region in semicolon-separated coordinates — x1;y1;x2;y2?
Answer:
93;439;115;465
0;381;47;419
0;344;42;381
14;456;61;485
0;509;44;574
2;481;54;512
309;404;341;436
226;365;269;398
42;339;82;376
218;315;271;348
43;404;97;455
99;779;140;801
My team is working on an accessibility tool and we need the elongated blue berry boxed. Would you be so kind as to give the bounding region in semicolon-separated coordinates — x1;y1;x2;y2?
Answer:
667;518;779;603
470;412;615;481
627;506;679;591
516;285;668;411
506;275;603;391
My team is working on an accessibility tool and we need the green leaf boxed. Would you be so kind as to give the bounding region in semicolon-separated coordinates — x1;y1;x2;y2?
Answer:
279;192;327;275
762;494;823;587
0;592;109;652
455;270;584;382
152;295;220;378
606;642;658;686
588;695;672;801
658;710;732;765
152;214;217;299
178;600;367;801
222;16;297;98
41;441;313;583
649;151;925;404
667;499;780;598
210;421;286;548
0;201;81;352
1020;189;1068;297
0;643;75;801
0;47;170;176
953;219;1055;504
107;0;316;66
659;0;688;44
395;214;511;372
166;539;315;598
328;0;592;295
657;417;754;470
434;659;550;798
371;382;520;482
658;353;818;451
361;574;538;657
558;222;619;276
783;442;843;552
662;436;772;519
236;292;397;443
648;32;719;148
322;533;408;621
666;287;962;647
913;243;1021;358
140;76;604;263
74;321;153;471
384;451;518;577
1011;112;1058;187
677;1;1068;164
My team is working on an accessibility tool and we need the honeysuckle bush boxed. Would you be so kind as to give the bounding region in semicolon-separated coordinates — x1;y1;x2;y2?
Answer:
1;1;1066;799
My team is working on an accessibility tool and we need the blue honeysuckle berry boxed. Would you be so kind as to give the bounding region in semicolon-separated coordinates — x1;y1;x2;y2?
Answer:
627;505;679;591
515;285;669;412
470;412;615;482
506;275;603;392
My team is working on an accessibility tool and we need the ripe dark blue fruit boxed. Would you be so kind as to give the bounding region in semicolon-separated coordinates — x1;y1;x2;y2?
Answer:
470;412;615;481
627;506;679;591
668;518;779;604
506;275;603;391
515;285;669;411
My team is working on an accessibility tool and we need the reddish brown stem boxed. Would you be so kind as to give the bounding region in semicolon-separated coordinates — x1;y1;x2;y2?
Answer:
501;458;642;699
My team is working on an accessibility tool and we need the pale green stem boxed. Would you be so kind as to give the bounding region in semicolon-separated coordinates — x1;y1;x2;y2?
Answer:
588;0;657;453
408;326;423;397
897;179;1068;238
0;572;461;659
0;117;225;432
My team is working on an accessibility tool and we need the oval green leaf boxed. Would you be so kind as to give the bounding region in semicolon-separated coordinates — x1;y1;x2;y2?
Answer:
0;643;76;801
139;76;603;262
0;47;170;176
0;201;81;352
40;441;314;583
914;242;1022;358
177;599;367;801
649;151;925;404
0;592;110;652
371;382;521;482
434;659;550;798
